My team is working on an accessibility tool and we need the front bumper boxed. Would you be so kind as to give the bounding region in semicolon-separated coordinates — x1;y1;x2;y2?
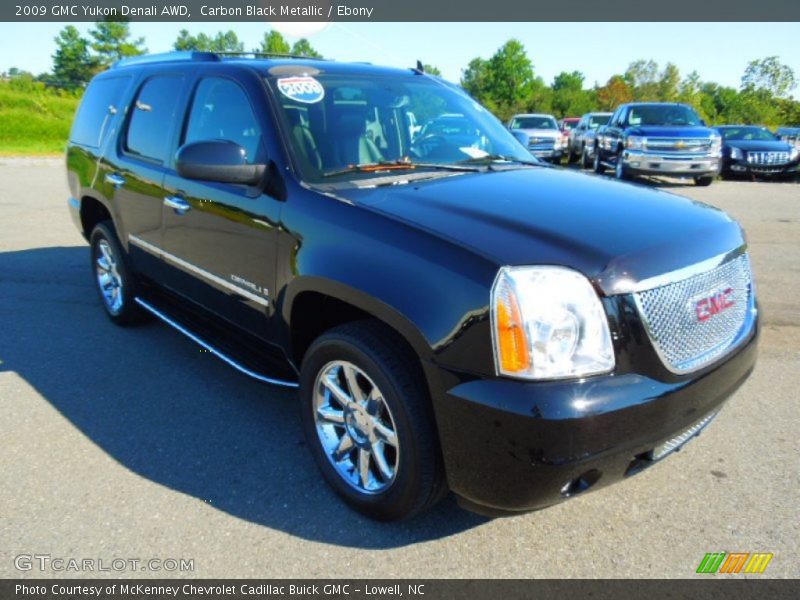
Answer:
432;318;758;515
724;158;800;177
623;151;720;177
530;148;564;161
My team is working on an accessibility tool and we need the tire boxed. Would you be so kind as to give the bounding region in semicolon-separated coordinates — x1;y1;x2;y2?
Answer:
614;150;630;181
567;149;577;164
694;176;714;186
89;221;145;326
593;148;605;174
299;320;446;521
581;145;592;169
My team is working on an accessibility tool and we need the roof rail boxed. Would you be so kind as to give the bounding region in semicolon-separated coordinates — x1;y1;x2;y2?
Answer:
111;51;220;69
214;51;328;61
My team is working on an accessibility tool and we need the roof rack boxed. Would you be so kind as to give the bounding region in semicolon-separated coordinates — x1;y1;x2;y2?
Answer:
111;51;220;69
214;51;328;61
111;50;328;70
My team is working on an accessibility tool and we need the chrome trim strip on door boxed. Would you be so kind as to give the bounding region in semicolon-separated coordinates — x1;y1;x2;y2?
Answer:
134;297;298;388
128;234;269;307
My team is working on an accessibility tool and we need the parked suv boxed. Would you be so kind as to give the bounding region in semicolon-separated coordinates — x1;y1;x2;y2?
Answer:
593;102;721;185
67;53;758;520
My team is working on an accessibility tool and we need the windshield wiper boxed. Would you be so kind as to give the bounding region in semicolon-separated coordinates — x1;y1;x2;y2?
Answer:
457;153;542;166
322;159;480;178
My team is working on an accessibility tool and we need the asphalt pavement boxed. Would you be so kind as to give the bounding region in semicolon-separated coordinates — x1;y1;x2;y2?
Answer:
0;158;797;578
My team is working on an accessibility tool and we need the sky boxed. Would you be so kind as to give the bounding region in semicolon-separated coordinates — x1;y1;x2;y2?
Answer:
0;22;799;95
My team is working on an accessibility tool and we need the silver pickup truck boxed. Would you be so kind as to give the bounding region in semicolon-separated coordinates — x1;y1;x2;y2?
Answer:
507;113;565;163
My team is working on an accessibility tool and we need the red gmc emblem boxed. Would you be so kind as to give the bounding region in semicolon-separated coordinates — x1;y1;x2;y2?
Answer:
694;287;735;322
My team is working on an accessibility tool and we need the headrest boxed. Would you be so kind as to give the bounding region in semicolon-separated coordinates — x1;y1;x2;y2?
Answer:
335;114;366;136
328;104;368;136
286;109;304;127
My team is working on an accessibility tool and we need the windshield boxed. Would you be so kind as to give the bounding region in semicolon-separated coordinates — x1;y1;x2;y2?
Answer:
560;119;579;131
266;74;533;183
588;114;610;128
718;127;778;142
626;105;703;127
509;116;557;130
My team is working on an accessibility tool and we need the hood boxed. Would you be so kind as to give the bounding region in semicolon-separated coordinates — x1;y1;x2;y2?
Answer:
724;139;792;152
626;125;715;138
336;168;743;296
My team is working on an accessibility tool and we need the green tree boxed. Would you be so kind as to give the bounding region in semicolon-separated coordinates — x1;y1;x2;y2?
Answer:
678;71;704;114
52;26;96;89
174;30;243;53
291;38;323;58
741;56;796;98
624;59;660;101
260;31;291;54
421;64;441;76
461;40;539;120
461;57;490;99
211;31;244;52
551;71;593;117
658;62;681;102
89;21;146;66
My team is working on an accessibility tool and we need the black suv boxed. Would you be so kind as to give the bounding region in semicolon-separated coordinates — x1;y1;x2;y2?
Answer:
67;52;759;520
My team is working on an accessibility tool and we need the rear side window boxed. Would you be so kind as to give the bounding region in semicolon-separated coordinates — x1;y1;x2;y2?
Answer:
70;76;131;148
183;78;262;164
125;75;184;163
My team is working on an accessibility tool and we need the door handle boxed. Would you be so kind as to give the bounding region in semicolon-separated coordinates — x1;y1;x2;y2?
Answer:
163;195;191;215
104;173;126;187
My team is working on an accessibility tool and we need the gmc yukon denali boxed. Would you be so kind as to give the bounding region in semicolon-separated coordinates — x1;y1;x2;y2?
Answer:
66;53;759;520
594;102;722;185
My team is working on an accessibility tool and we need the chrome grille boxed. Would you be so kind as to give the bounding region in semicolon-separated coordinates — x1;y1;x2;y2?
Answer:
528;137;555;149
644;137;711;153
634;253;752;373
746;151;790;165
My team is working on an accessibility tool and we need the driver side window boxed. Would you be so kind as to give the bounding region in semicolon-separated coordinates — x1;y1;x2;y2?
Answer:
184;77;263;165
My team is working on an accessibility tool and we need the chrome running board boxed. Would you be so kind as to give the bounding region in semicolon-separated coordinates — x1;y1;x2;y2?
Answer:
134;297;299;389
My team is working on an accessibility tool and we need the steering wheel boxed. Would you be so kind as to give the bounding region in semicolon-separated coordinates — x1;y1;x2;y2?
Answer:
411;134;449;158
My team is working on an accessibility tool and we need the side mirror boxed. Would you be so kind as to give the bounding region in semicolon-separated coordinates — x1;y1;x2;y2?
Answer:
700;119;707;126
511;129;529;147
176;140;266;186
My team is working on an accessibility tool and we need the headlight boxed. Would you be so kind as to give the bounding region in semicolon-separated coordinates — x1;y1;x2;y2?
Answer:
491;266;615;380
730;146;743;160
625;136;646;150
790;147;799;161
710;134;722;153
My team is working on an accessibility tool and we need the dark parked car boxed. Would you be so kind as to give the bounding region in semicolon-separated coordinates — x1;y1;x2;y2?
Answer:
594;102;721;185
567;112;612;167
716;125;800;179
66;52;758;520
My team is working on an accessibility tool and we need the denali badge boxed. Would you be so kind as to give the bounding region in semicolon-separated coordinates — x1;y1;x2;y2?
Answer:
694;287;735;322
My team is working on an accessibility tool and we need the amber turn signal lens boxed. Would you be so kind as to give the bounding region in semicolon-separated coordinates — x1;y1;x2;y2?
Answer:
495;285;531;373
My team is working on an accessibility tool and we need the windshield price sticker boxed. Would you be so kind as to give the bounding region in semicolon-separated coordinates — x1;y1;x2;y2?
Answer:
276;76;325;104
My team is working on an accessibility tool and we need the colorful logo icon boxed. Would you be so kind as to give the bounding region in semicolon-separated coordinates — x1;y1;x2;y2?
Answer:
696;552;773;574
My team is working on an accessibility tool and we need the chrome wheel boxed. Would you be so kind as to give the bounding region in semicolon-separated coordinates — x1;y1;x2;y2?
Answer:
313;360;399;494
95;239;123;314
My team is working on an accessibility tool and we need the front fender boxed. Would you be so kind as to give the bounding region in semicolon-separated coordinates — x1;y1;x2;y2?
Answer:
278;184;501;378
